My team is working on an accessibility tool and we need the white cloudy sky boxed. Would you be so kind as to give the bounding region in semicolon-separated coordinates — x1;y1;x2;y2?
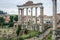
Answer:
0;0;60;16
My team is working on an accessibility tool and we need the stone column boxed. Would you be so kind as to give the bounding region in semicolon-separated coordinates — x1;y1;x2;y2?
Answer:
35;7;37;31
31;7;33;23
21;8;24;29
26;8;28;28
52;0;57;40
31;7;33;30
21;8;24;24
40;6;44;32
35;7;37;24
18;8;21;24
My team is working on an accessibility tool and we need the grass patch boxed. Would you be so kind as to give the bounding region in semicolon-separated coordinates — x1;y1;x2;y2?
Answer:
21;30;42;39
0;37;24;40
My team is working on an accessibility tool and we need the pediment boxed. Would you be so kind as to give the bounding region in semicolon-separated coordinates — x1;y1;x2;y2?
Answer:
23;1;33;6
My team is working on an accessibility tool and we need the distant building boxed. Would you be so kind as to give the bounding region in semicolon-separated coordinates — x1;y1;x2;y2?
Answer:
0;10;7;17
0;10;10;23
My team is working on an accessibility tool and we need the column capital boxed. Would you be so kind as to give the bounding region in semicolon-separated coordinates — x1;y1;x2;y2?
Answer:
18;8;22;10
40;6;44;9
22;8;24;10
31;7;33;9
31;7;33;12
18;8;24;10
26;8;28;13
26;8;28;9
35;7;38;9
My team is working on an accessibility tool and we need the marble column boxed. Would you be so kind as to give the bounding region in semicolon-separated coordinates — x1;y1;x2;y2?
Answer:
52;0;57;40
40;6;44;32
26;8;28;28
18;8;21;24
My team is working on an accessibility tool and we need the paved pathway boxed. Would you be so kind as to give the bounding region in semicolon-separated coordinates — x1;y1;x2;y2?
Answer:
26;28;51;40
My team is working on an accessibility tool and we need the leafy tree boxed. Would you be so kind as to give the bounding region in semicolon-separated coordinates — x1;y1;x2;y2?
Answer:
9;16;13;22
9;22;14;27
24;28;28;34
14;15;18;22
0;17;4;23
0;17;4;27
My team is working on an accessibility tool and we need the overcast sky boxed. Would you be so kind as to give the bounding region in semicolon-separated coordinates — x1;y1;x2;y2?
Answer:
0;0;60;16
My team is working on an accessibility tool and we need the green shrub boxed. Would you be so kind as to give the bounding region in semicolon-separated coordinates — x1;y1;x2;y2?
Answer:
0;37;24;40
14;15;18;22
9;22;14;27
24;29;28;34
2;22;9;26
9;16;14;22
18;37;24;40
